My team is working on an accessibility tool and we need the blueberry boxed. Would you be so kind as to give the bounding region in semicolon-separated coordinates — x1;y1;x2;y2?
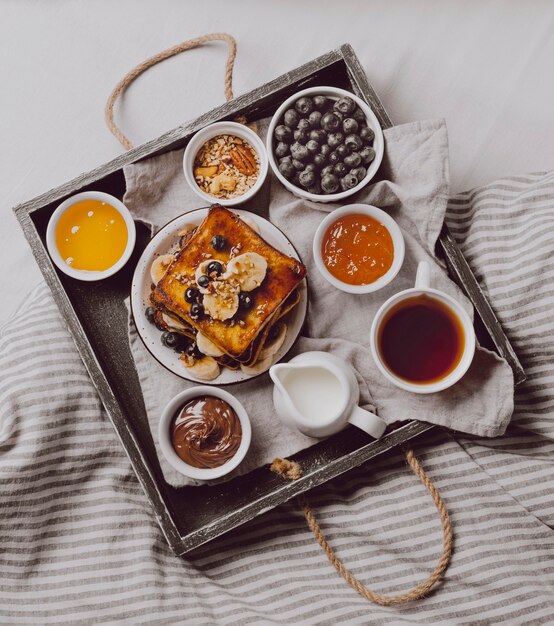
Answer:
321;165;334;177
321;174;339;194
342;118;359;134
299;170;316;188
313;95;329;110
352;107;366;122
295;97;314;115
333;162;348;177
360;126;375;143
344;151;362;168
297;118;311;132
308;111;322;128
293;129;309;145
145;306;155;324
321;112;341;132
307;182;322;195
309;129;327;144
327;132;344;148
161;331;181;350
185;287;201;303
206;261;223;277
190;302;204;320
291;142;309;162
279;160;295;179
292;159;305;171
336;144;349;158
345;134;363;151
197;274;210;289
351;166;368;182
340;173;359;190
275;141;290;158
306;139;319;155
210;234;226;251
360;146;376;165
313;153;327;168
304;163;317;173
274;125;292;143
334;97;356;115
284;109;299;128
320;144;332;157
328;151;340;165
238;292;254;310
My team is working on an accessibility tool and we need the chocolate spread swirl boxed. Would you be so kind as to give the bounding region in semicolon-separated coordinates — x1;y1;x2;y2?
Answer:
170;396;242;469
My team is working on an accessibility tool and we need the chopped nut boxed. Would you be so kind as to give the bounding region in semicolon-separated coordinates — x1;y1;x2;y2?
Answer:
194;165;218;178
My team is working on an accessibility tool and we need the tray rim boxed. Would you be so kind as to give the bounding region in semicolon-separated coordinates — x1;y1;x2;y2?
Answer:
13;43;525;555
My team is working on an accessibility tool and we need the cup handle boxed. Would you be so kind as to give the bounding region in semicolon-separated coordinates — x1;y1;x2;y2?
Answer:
347;406;387;439
415;261;430;289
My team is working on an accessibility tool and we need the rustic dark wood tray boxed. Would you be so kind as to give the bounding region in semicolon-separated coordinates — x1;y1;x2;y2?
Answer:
14;44;525;555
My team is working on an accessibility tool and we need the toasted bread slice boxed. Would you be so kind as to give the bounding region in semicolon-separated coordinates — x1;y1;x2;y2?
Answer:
152;205;306;358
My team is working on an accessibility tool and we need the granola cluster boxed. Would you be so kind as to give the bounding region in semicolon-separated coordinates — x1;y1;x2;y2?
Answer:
193;135;260;200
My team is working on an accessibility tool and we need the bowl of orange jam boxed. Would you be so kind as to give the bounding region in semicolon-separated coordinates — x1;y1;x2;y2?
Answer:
46;191;136;281
313;204;404;294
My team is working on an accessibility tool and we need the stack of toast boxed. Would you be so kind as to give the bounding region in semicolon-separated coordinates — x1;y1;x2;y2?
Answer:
149;205;306;380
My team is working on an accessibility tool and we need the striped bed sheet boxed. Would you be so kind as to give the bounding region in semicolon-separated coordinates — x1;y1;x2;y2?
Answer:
1;172;553;624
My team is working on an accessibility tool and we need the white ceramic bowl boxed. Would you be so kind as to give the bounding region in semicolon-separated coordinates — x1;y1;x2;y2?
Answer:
313;204;405;294
158;386;252;481
183;121;268;206
267;86;385;203
46;191;136;281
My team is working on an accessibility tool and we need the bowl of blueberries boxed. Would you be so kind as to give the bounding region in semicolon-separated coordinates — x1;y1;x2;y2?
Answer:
267;86;384;202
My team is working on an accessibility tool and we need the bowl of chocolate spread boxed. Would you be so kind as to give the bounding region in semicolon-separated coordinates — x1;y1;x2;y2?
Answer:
158;387;251;480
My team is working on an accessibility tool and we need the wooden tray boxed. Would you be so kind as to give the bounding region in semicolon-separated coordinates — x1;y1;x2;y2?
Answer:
14;44;525;555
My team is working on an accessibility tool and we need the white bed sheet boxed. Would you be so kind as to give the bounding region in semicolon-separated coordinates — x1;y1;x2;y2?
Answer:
1;0;553;325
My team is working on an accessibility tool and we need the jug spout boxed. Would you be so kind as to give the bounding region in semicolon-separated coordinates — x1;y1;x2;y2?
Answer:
268;363;291;391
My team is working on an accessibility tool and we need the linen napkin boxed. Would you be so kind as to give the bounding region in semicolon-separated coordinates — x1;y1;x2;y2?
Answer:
124;118;514;487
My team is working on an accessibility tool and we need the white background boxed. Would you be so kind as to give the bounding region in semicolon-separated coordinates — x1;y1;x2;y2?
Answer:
1;0;553;325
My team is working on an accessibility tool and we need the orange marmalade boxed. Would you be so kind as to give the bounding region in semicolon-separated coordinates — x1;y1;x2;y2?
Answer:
55;199;128;271
321;213;394;285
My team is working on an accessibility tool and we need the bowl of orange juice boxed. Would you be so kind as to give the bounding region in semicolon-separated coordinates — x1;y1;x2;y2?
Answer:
46;191;136;281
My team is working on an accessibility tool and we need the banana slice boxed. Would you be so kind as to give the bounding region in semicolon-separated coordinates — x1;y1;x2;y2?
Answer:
239;214;260;234
194;260;213;294
182;356;220;381
178;223;197;237
240;353;274;376
161;313;188;332
196;331;225;357
150;254;174;285
178;223;197;248
194;259;211;283
260;323;287;361
203;280;239;321
225;252;267;292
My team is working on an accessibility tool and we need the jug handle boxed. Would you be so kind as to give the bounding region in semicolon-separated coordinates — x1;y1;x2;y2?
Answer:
348;406;386;439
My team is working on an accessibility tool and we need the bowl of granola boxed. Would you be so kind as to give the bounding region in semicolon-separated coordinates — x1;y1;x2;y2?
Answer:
183;121;268;206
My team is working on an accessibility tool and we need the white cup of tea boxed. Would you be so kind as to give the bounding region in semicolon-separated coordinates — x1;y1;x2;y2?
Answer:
269;351;387;440
370;261;476;394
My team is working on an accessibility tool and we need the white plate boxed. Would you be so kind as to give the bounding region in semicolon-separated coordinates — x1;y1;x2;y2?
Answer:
130;208;308;385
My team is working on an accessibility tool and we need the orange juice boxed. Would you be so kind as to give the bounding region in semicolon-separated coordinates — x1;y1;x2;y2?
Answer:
55;199;128;271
